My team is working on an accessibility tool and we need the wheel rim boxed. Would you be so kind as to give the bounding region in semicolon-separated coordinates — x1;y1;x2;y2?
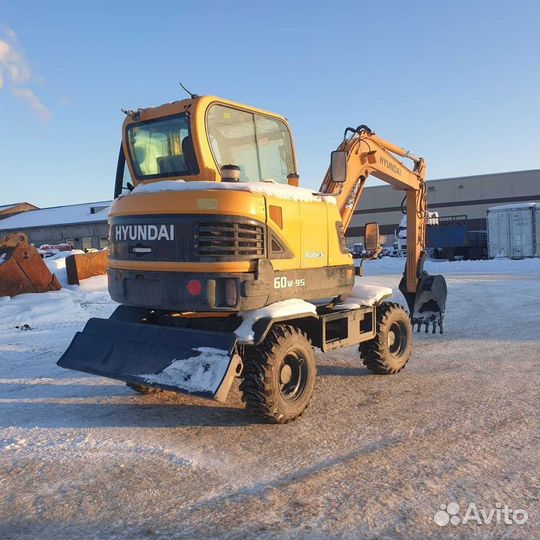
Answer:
279;350;308;402
388;321;408;357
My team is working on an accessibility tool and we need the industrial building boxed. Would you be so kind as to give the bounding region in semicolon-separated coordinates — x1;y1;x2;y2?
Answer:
346;169;540;245
1;169;538;252
0;201;111;250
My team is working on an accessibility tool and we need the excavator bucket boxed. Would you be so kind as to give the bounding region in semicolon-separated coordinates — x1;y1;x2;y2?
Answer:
57;317;242;402
399;272;447;334
0;232;61;297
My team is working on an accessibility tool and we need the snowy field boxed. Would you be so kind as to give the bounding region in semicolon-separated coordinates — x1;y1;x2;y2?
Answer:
0;256;539;539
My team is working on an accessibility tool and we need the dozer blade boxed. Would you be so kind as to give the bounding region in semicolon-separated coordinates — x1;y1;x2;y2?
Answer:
0;232;61;297
399;273;447;334
57;318;241;402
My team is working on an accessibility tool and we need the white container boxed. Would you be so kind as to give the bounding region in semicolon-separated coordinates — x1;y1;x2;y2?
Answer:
487;203;540;258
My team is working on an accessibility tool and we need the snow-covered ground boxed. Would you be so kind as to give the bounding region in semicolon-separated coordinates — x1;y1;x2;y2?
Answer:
0;257;538;539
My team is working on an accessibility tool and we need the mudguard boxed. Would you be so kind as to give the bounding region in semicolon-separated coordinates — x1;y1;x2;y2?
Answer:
57;318;241;402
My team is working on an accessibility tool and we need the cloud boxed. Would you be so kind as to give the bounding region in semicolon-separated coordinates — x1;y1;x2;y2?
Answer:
11;87;52;121
0;25;51;121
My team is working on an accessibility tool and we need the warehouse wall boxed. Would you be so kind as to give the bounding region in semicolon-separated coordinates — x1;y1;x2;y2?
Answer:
0;222;109;250
347;169;540;243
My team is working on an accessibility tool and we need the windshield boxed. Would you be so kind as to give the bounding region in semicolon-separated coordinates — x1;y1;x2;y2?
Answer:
126;114;199;180
206;104;295;184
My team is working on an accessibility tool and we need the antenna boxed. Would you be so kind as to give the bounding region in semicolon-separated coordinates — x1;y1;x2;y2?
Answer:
179;82;199;99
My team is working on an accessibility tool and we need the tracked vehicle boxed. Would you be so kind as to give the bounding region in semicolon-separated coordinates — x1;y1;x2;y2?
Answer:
58;95;447;423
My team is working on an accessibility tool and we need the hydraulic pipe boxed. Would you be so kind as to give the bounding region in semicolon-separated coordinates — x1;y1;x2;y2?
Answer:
369;134;421;164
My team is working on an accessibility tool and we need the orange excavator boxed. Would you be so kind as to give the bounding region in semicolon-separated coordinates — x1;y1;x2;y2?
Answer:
58;94;447;423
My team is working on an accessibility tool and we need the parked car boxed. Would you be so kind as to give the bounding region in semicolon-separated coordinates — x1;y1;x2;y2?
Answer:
350;242;365;258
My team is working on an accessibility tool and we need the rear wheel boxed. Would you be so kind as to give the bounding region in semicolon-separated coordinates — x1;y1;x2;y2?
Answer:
126;382;161;395
360;302;413;374
240;325;316;423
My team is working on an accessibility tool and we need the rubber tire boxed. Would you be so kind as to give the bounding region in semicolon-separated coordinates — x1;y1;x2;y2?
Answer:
126;382;161;395
240;324;317;424
360;302;413;375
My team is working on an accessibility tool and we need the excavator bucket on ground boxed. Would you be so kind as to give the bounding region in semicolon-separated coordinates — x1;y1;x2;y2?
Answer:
399;272;447;334
65;249;109;285
57;307;242;402
0;232;61;297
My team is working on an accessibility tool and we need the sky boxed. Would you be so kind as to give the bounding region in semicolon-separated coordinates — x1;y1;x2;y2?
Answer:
0;0;538;207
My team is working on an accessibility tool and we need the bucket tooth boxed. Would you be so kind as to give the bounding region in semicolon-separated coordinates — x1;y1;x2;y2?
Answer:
399;272;447;336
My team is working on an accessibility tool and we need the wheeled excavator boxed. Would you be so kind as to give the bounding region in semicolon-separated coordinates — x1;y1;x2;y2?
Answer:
58;95;447;423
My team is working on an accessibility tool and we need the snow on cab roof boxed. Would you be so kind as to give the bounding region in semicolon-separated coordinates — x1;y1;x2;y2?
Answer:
129;180;337;204
488;202;540;211
0;201;111;230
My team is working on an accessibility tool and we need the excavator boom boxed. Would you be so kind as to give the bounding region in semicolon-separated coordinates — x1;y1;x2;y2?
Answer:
320;125;447;332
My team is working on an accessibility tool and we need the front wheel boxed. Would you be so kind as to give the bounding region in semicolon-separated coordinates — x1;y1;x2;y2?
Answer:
240;325;317;423
360;302;413;374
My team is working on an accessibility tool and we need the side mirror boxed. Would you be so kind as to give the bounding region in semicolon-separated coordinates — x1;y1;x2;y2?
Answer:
364;222;380;252
330;151;347;183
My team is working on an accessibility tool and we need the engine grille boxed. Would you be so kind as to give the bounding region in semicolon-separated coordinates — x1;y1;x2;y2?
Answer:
194;221;265;260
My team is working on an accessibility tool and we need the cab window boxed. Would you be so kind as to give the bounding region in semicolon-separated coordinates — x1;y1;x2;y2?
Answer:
126;114;199;180
206;104;295;183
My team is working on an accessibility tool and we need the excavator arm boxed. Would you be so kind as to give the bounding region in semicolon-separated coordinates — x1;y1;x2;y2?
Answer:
320;125;447;333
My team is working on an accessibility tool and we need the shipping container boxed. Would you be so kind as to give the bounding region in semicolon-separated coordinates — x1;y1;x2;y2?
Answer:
427;215;487;260
395;213;487;260
487;203;540;258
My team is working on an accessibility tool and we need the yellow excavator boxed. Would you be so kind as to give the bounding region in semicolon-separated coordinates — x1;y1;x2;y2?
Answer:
58;94;447;423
